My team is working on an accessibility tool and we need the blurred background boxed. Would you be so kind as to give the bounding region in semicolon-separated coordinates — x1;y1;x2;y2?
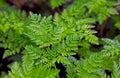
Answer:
0;0;73;15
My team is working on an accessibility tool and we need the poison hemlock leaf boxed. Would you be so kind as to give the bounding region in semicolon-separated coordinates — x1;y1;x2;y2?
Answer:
112;15;120;30
5;62;59;78
0;0;120;78
112;62;120;78
0;9;31;58
66;39;120;78
50;0;67;9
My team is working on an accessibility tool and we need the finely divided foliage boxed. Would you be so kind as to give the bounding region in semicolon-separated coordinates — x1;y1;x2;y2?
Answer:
0;0;120;78
0;9;30;58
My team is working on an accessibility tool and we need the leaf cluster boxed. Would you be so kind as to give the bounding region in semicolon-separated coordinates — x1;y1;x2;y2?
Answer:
0;0;120;78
